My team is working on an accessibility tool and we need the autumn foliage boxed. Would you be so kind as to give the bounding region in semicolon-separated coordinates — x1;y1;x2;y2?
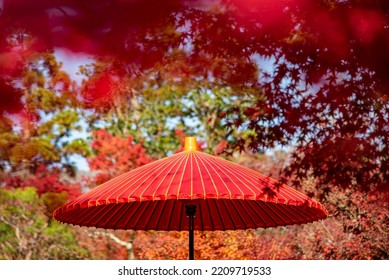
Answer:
4;165;81;199
88;129;153;185
131;153;388;260
1;0;388;260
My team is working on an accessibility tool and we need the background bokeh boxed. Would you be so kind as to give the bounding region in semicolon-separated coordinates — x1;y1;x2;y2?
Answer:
0;0;388;259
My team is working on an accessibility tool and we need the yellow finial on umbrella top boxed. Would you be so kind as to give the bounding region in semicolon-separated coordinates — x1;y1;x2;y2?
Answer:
184;137;197;152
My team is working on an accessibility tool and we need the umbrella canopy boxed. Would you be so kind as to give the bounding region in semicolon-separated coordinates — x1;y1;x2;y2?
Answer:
54;137;327;259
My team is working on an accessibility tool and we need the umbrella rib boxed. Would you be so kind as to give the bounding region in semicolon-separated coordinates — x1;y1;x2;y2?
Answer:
255;201;286;227
221;199;237;230
193;153;206;198
266;203;296;225
63;190;94;212
199;154;233;199
205;199;215;231
122;202;145;230
58;206;86;225
95;169;151;202
212;199;226;231
55;203;77;219
208;154;270;180
149;152;188;200
167;199;176;231
144;200;161;231
92;207;114;229
104;153;182;202
74;155;171;208
132;201;152;230
209;155;301;203
292;205;320;222
289;207;312;224
277;203;309;224
195;154;219;198
155;199;170;230
236;200;261;228
301;202;322;219
270;185;303;203
247;200;270;228
64;172;133;210
178;201;183;231
87;156;176;205
246;200;272;228
126;200;151;230
292;206;313;223
228;200;248;230
244;166;313;204
230;169;269;199
176;152;190;199
204;154;249;199
94;203;128;228
113;202;137;230
130;153;188;201
198;202;204;231
164;153;189;200
263;182;308;204
77;205;111;227
264;177;311;202
106;203;135;229
130;157;185;201
207;155;261;199
226;163;306;205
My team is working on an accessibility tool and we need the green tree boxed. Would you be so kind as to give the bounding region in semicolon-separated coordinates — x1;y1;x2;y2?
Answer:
1;53;90;195
0;187;89;259
79;57;255;157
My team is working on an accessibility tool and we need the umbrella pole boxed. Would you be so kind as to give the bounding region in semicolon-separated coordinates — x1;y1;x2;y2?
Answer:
185;204;196;260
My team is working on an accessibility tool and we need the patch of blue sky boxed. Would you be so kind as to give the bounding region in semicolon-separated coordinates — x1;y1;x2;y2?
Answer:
54;48;95;171
54;48;94;85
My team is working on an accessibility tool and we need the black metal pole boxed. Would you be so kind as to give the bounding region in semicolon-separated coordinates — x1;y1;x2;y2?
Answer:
185;204;196;260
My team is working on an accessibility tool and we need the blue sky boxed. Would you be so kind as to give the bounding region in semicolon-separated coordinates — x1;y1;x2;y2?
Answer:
55;48;93;171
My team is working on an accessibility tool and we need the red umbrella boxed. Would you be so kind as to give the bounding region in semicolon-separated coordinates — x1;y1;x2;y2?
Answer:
54;137;327;259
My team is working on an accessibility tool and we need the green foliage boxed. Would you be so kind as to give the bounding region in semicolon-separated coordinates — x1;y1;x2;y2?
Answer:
123;87;186;158
7;187;39;203
0;187;89;260
41;191;69;214
1;53;89;181
9;138;59;164
26;88;59;113
62;138;91;157
184;87;254;154
82;59;254;157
